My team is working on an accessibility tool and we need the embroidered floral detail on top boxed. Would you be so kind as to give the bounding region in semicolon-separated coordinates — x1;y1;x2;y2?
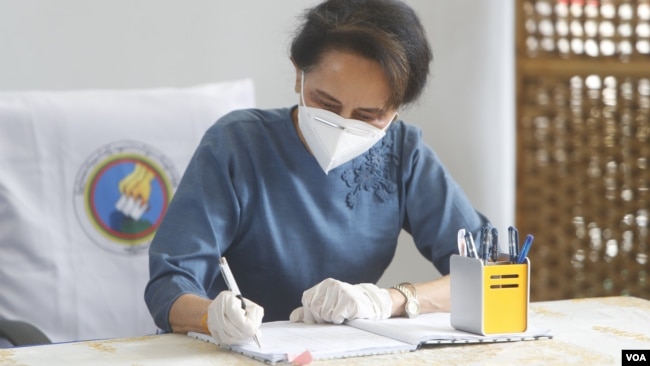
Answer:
341;136;399;208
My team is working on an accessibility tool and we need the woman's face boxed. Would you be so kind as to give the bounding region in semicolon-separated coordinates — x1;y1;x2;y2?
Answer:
294;49;397;130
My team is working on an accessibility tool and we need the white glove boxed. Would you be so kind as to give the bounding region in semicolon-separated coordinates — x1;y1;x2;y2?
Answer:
206;291;264;346
289;278;392;324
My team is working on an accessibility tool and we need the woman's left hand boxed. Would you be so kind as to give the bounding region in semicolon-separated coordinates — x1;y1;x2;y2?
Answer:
289;278;392;324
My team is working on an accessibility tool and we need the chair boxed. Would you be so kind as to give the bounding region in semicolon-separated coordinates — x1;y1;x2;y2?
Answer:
0;319;51;347
0;80;255;343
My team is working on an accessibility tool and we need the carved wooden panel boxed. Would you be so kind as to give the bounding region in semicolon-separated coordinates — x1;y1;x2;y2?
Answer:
516;0;650;300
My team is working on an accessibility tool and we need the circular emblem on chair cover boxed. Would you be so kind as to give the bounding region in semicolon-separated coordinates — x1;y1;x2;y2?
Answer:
73;140;179;254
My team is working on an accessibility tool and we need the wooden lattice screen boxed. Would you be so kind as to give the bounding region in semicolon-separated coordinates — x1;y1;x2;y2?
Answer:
516;0;650;301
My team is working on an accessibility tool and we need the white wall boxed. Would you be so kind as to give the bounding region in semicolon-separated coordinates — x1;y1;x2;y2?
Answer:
0;0;514;287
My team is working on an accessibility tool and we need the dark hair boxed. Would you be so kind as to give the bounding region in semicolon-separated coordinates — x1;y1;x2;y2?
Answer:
290;0;432;108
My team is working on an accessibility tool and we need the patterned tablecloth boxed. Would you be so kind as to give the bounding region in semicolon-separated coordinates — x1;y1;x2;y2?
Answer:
2;296;649;365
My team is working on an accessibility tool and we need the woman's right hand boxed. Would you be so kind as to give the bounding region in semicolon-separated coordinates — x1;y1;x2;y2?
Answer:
206;291;264;346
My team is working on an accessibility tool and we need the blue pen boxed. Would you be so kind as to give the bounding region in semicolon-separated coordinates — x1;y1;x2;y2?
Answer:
507;226;518;263
517;234;534;264
490;227;499;262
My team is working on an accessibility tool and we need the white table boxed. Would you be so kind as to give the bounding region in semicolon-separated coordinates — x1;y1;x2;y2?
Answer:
2;296;649;365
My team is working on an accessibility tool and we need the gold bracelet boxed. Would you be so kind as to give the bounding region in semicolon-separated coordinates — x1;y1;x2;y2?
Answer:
399;282;417;297
391;282;420;318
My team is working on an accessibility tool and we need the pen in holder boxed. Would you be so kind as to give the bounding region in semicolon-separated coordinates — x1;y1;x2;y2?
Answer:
450;254;530;335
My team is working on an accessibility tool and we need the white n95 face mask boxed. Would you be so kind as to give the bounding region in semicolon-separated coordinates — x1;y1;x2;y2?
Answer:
297;72;393;174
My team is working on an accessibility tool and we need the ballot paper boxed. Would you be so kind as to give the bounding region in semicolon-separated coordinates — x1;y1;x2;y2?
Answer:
189;312;552;364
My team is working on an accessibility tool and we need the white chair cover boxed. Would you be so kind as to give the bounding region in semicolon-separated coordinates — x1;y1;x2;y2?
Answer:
0;79;255;342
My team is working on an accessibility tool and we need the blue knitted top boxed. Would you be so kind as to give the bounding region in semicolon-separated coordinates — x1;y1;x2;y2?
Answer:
145;107;488;331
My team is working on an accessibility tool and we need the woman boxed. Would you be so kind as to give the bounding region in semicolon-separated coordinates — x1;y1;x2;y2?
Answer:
145;0;488;346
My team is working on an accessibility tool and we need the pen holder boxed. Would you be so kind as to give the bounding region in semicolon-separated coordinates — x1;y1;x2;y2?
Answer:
450;254;530;335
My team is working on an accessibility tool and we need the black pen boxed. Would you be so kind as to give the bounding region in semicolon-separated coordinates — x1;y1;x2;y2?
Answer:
514;228;520;259
490;227;499;263
508;226;518;264
481;224;491;265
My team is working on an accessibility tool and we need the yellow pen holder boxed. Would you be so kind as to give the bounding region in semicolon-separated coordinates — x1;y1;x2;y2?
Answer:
450;254;530;335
